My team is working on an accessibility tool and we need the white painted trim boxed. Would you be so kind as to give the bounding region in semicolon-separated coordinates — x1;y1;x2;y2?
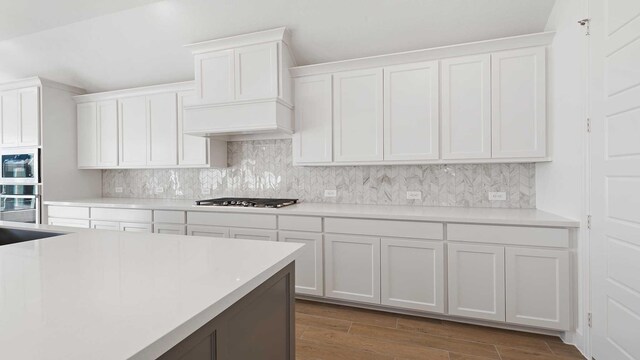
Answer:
185;27;290;54
74;81;194;103
293;157;552;166
290;32;555;77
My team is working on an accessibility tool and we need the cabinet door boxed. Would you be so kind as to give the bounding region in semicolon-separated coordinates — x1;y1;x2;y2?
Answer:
448;243;505;321
293;75;333;164
234;43;278;101
194;49;235;104
505;247;569;330
0;90;19;146
177;91;209;166
441;55;491;159
492;47;546;158
77;102;97;167
154;224;186;235
48;218;89;228
18;87;40;146
96;100;118;167
384;62;439;160
147;93;178;166
118;96;148;167
91;220;120;231
120;222;152;233
279;231;323;296
187;225;229;238
229;228;278;242
333;68;383;162
325;234;380;304
381;238;444;313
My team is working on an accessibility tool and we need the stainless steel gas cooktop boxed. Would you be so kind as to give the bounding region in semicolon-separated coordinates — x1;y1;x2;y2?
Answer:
194;198;298;208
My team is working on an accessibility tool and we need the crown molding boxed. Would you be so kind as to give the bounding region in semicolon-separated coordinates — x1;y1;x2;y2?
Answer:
185;27;290;54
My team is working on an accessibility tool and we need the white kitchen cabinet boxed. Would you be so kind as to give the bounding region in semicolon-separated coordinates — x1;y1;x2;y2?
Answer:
381;238;444;313
1;90;19;147
147;93;177;166
118;96;147;167
0;87;39;147
154;224;187;235
178;91;209;166
383;62;439;161
77;102;98;167
91;220;120;231
440;54;492;160
194;49;235;104
448;243;505;322
333;68;383;162
505;247;570;330
324;234;380;304
492;47;546;158
279;231;323;296
229;228;278;242
235;43;278;101
48;218;89;228
119;222;152;233
187;225;230;238
96;100;118;167
292;75;333;164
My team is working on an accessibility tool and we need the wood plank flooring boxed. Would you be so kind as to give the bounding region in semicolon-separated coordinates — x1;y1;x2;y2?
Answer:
295;300;585;360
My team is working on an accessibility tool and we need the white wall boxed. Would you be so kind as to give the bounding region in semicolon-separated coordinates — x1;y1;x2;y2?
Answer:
537;0;589;356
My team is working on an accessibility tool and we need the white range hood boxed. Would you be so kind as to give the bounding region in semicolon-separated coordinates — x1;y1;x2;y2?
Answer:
183;28;296;138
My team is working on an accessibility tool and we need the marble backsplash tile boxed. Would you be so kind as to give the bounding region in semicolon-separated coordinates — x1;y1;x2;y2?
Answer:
102;139;536;208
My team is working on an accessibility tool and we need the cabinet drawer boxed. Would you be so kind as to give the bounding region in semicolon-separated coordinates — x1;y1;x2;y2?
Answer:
91;208;152;222
48;218;89;228
154;210;185;224
48;206;89;219
325;218;443;240
187;211;276;229
278;215;322;232
447;224;569;248
229;228;278;242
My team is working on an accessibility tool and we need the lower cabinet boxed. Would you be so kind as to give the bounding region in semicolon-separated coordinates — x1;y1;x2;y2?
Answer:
279;231;323;296
187;225;229;238
154;223;186;235
48;218;89;228
120;223;152;232
448;243;506;321
229;228;278;242
381;238;444;313
324;234;380;304
91;220;120;231
90;220;152;233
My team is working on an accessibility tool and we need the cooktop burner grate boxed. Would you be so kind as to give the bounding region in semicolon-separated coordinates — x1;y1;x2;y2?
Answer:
194;198;298;208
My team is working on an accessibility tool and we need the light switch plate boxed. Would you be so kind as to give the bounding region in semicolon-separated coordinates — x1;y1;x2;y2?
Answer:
324;189;337;197
155;187;164;194
115;187;123;193
406;191;422;200
488;192;507;201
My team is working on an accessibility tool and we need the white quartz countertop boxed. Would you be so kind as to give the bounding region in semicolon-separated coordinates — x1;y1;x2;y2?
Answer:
0;221;303;360
44;198;580;227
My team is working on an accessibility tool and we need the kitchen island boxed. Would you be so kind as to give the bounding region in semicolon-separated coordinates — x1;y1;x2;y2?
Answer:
0;221;303;360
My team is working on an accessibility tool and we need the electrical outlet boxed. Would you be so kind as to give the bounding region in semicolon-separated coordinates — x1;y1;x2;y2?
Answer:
155;187;164;194
115;187;123;193
324;189;337;197
202;188;211;195
488;192;507;201
406;191;422;200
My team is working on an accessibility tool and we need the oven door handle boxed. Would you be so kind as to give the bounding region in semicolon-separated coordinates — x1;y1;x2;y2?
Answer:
0;194;38;199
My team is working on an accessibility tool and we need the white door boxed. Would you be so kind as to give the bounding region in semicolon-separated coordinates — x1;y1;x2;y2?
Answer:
383;62;439;161
118;96;147;167
194;49;235;104
154;224;186;235
279;231;323;296
18;87;39;146
505;247;569;330
441;55;492;159
381;238;444;313
229;228;278;242
292;75;333;164
187;225;229;238
492;47;546;158
333;68;384;162
177;91;209;166
590;0;640;358
91;220;120;231
147;93;177;166
96;100;118;167
325;234;380;304
77;102;97;168
448;243;505;321
234;43;278;101
120;222;152;233
0;90;19;147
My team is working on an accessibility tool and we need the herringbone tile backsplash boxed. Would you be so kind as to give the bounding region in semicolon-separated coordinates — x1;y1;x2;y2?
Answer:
102;139;536;208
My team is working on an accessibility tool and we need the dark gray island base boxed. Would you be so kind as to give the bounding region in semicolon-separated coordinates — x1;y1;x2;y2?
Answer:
158;262;295;360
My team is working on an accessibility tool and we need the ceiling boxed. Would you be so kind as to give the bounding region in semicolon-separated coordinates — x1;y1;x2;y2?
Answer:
0;0;556;93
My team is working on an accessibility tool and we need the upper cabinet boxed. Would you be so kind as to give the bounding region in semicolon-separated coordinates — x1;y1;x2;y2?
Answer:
235;43;278;100
146;93;178;166
194;49;235;104
78;100;118;168
0;87;40;147
118;96;148;167
290;32;554;166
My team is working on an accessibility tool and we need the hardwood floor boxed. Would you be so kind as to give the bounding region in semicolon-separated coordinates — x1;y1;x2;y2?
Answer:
295;300;585;360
